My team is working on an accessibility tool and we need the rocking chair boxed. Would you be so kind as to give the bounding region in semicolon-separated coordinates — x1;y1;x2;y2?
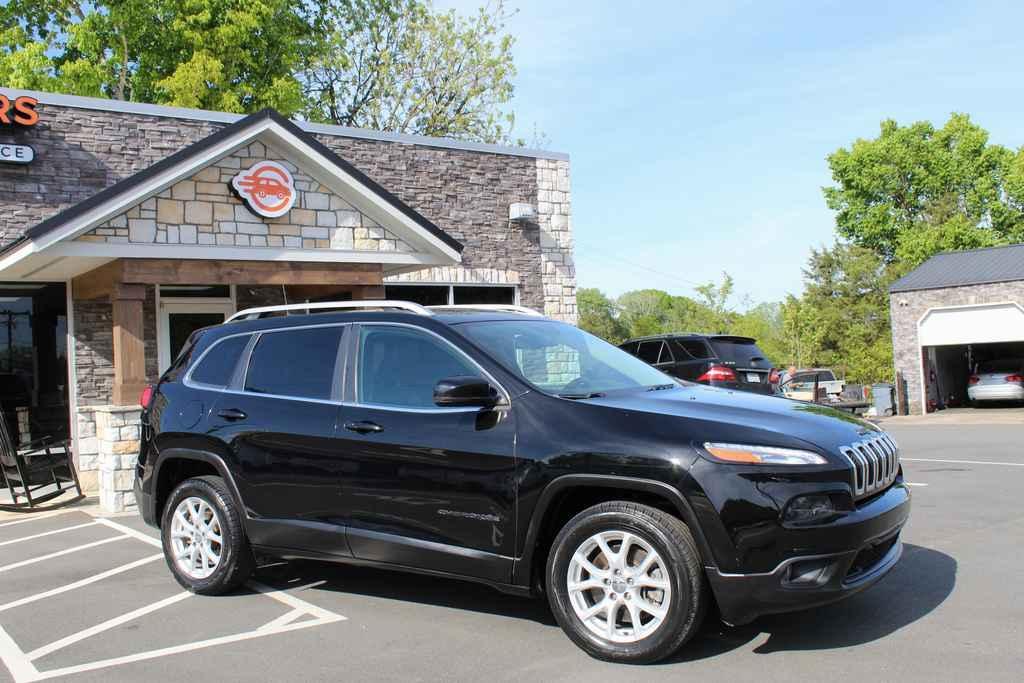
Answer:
0;412;83;511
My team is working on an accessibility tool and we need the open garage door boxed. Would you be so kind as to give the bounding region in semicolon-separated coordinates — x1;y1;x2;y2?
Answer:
919;303;1024;411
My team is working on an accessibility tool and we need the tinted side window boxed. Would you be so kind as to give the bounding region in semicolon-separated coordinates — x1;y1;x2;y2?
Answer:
244;326;344;400
636;341;663;364
672;339;712;359
358;326;481;408
190;335;250;387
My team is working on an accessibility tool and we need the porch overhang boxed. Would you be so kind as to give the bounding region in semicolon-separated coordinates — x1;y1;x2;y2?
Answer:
0;107;463;282
0;238;457;282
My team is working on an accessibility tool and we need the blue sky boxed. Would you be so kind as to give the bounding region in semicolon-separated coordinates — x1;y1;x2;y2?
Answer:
438;0;1024;306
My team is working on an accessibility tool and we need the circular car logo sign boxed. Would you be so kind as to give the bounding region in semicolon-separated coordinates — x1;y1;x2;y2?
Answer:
231;161;296;218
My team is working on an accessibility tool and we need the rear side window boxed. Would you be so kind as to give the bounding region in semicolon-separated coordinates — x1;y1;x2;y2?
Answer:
708;338;770;366
671;339;712;360
244;326;345;400
636;341;664;364
190;335;250;387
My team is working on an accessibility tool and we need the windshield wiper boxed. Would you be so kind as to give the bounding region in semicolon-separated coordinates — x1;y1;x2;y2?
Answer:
557;392;606;400
647;383;676;391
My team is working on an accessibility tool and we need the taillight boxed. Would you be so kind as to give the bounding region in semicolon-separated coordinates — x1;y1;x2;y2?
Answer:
1007;374;1023;383
139;384;155;409
698;365;737;383
968;375;980;385
768;369;780;385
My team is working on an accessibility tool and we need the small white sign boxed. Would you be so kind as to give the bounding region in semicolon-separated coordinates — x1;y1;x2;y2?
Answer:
230;161;296;217
0;143;33;164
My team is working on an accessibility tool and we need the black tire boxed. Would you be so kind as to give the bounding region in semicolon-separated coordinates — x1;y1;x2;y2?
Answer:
546;501;707;664
160;475;254;595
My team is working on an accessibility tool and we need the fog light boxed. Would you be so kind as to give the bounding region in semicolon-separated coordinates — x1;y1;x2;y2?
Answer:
784;494;836;525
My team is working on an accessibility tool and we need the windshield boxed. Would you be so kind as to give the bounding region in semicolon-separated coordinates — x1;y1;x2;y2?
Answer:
458;320;673;396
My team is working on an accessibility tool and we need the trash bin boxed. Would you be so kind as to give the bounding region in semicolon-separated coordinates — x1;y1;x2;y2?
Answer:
872;383;895;417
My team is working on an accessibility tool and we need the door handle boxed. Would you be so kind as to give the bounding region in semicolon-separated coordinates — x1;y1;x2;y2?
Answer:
216;408;247;421
344;421;383;434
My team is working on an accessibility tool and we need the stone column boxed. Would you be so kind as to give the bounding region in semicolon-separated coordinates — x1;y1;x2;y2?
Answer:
95;405;142;512
536;158;576;324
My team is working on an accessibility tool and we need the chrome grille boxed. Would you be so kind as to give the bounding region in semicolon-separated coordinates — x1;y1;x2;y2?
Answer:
840;432;900;498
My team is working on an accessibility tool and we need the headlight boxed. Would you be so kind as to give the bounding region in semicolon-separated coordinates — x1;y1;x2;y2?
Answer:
702;442;828;465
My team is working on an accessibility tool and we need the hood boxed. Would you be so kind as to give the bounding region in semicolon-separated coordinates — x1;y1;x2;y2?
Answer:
585;384;879;455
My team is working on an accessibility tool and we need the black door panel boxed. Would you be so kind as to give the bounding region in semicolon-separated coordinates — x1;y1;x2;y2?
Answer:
337;323;518;581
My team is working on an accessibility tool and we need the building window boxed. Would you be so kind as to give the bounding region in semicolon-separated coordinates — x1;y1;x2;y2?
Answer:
383;285;450;306
384;284;517;306
453;286;515;305
158;285;231;299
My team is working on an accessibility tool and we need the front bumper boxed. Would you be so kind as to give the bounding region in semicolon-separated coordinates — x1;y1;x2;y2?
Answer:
968;384;1024;401
704;482;910;625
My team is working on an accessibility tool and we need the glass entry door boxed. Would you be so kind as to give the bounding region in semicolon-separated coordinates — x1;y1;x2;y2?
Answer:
158;300;235;373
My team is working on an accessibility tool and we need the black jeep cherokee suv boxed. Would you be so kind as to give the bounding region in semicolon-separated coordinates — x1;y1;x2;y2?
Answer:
136;303;910;664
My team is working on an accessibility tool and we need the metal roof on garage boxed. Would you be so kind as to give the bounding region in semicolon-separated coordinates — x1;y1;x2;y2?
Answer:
889;243;1024;293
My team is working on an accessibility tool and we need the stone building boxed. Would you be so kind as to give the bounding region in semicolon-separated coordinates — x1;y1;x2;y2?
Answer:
0;89;575;509
889;244;1024;415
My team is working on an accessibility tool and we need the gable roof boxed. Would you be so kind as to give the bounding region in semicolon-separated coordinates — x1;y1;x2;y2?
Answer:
1;108;463;261
889;244;1024;293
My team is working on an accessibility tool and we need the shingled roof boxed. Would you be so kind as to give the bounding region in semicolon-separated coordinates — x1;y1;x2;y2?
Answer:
889;244;1024;293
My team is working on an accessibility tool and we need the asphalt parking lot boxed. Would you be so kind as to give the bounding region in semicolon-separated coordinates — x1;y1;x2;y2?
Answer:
1;421;1022;682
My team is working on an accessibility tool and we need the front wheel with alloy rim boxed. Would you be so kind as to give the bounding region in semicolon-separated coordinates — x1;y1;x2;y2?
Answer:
546;501;708;663
160;475;254;595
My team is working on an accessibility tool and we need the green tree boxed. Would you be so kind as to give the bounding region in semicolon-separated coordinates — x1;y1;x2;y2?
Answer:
577;288;628;344
733;301;786;367
693;272;736;334
824;113;1024;266
0;0;320;114
783;243;896;383
301;0;518;143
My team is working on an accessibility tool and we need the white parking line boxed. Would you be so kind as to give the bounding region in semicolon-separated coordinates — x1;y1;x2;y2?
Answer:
0;536;127;574
94;517;160;548
905;482;929;487
0;555;163;614
0;515;348;682
902;457;1024;467
26;613;345;681
26;592;192;661
0;522;97;548
0;511;78;529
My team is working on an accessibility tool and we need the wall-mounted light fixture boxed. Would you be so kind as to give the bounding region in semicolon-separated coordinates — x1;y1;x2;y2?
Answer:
509;202;537;224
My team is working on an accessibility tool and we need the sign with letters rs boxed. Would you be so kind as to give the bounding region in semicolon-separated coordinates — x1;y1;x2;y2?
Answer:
0;94;40;127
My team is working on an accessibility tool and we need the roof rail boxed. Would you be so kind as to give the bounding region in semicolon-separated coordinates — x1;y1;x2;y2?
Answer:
427;304;544;317
226;300;433;322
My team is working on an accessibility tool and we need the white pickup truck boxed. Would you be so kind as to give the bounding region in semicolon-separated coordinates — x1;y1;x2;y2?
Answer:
779;368;846;402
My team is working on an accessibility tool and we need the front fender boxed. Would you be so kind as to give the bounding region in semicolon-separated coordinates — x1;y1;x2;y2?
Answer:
510;473;716;588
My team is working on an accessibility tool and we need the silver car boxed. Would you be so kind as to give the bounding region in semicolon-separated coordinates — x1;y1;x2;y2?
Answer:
968;359;1024;403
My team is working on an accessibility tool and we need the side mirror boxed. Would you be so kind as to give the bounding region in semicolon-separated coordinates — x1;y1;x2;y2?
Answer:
433;376;501;408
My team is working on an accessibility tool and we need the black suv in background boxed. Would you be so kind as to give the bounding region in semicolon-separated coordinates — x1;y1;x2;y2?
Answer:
136;302;909;663
620;333;777;394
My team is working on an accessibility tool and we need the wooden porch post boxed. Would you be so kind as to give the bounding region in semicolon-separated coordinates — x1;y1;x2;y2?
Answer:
111;284;147;406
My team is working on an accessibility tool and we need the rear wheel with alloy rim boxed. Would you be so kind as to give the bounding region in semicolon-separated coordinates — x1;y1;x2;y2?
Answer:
547;501;707;663
161;475;254;594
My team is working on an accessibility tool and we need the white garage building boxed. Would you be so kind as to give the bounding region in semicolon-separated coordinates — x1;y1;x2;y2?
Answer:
889;244;1024;414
